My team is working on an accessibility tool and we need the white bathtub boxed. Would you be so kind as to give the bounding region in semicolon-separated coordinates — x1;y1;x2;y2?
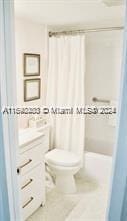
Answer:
84;151;112;184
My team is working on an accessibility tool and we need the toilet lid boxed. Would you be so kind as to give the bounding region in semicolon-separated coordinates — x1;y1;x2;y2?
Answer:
45;149;81;167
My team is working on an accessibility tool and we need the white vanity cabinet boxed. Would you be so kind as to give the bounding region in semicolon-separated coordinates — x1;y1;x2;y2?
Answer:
18;126;49;220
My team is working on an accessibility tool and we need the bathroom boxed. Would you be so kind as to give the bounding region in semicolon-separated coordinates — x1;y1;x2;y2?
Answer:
14;0;125;221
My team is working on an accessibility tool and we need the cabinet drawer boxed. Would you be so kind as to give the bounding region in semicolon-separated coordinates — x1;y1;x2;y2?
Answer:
20;164;45;203
22;191;43;220
21;164;45;220
18;145;43;175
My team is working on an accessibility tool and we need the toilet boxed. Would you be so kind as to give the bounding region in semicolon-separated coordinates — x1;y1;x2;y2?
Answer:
45;149;81;194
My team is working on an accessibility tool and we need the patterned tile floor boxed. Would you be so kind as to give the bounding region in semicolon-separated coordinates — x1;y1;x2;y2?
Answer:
27;173;110;221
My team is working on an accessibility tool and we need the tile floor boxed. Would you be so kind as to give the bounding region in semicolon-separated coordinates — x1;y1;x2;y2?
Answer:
27;173;110;221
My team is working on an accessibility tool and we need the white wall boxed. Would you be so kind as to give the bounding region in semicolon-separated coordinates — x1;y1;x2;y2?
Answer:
85;30;123;156
15;19;123;155
15;19;48;128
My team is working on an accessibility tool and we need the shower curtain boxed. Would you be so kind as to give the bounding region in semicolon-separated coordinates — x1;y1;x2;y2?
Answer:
46;35;85;161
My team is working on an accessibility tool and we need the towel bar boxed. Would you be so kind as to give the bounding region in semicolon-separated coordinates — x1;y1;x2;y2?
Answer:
92;97;110;103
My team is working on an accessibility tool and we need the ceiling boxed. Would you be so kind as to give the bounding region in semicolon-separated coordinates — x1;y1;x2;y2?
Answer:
14;0;125;29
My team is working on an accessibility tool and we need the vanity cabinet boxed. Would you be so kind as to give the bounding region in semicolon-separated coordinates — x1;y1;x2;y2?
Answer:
18;126;49;220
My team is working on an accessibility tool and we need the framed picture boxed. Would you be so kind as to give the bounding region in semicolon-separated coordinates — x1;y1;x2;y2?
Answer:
24;79;41;102
24;53;40;76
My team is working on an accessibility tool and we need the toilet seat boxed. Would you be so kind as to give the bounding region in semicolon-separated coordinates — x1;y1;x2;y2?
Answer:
45;149;81;167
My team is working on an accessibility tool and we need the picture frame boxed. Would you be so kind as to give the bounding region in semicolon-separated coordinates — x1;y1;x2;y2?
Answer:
24;79;41;102
24;53;40;77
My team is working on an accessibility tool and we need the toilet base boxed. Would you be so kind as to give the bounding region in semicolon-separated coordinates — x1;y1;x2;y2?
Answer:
56;174;76;194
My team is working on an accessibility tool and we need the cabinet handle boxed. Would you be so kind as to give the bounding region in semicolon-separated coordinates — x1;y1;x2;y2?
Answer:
20;159;32;169
17;168;21;174
21;179;33;190
17;159;32;174
22;197;34;209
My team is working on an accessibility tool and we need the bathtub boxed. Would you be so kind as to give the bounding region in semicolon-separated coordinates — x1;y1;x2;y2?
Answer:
84;151;112;184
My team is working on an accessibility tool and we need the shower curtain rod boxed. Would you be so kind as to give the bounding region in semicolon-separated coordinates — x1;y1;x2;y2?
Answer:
49;26;124;37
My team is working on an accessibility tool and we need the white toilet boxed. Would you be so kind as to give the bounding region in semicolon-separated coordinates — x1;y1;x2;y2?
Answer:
45;149;81;194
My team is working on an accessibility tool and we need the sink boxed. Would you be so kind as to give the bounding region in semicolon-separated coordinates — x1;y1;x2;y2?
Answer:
19;128;44;148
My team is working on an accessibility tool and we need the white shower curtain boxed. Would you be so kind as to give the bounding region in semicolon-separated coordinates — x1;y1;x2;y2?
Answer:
46;35;85;161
